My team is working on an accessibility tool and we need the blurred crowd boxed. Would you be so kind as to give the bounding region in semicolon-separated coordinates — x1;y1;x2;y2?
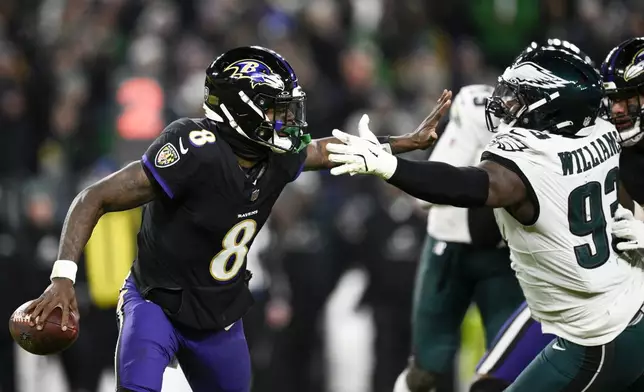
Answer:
1;0;643;391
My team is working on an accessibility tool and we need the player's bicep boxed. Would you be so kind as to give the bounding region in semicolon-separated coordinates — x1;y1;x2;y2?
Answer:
90;161;156;213
477;159;527;208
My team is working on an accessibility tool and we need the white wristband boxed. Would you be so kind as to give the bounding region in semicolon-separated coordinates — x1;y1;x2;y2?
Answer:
50;260;78;284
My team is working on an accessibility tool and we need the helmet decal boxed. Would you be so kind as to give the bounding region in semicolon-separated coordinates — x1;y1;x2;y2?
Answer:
624;49;644;81
486;44;602;136
503;61;573;89
224;60;285;90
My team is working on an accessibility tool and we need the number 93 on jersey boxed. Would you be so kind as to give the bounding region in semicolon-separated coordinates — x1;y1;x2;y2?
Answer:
209;219;257;281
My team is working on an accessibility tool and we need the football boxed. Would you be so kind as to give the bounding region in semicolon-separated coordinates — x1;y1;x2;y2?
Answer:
8;300;79;355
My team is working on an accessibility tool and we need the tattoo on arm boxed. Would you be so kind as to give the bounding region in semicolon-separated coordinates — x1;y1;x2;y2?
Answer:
58;161;155;262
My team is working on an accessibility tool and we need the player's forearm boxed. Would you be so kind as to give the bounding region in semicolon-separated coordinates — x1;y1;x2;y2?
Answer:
386;134;424;155
58;161;155;262
57;188;107;262
386;158;490;208
304;138;337;170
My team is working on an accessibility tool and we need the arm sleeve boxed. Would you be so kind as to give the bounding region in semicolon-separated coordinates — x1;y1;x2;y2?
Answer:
141;127;201;199
387;158;490;207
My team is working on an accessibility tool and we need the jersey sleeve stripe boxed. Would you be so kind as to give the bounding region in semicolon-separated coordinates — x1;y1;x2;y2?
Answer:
481;151;541;225
141;154;175;199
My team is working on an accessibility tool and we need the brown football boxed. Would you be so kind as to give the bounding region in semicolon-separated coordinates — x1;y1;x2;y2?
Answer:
8;300;79;355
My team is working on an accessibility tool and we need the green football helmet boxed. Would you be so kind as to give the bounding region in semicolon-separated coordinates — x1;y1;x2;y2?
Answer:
486;46;604;137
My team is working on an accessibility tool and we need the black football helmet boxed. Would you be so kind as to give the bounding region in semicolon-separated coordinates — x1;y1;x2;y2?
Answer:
485;46;603;137
204;46;311;154
600;37;644;147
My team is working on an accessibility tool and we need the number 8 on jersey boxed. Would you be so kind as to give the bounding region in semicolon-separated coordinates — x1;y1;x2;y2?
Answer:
210;219;257;281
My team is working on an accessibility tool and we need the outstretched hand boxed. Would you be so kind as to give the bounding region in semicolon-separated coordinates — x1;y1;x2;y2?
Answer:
407;89;452;150
325;89;452;178
327;116;399;179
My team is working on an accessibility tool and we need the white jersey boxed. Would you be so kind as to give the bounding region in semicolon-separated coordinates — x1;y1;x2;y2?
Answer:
484;119;644;345
427;84;496;243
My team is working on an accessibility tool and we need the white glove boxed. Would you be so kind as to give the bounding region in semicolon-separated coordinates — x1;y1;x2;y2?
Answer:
327;114;398;179
612;205;644;251
393;369;412;392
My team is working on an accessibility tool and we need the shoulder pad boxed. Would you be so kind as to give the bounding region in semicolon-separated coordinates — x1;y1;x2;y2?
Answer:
162;118;191;133
161;118;219;158
486;127;556;155
162;118;205;136
487;130;530;153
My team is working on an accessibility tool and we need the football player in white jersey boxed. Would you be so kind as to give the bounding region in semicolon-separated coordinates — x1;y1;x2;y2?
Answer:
393;85;524;392
326;45;644;390
470;37;644;392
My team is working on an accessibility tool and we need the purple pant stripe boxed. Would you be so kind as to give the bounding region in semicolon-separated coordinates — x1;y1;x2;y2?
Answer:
476;302;555;383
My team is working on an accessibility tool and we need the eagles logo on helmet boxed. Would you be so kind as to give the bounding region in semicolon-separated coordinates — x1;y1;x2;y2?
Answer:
485;45;603;137
502;61;573;89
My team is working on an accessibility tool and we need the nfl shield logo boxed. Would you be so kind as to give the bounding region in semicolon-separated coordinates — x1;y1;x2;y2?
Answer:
250;188;260;202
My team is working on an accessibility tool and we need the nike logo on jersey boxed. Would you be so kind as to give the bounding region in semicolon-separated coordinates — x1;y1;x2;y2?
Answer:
179;137;189;154
558;131;621;176
552;341;566;351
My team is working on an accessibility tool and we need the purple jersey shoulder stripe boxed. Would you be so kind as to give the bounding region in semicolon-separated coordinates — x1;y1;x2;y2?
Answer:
142;154;175;199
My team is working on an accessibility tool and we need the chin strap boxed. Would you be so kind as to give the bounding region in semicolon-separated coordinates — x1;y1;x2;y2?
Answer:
217;123;271;161
203;104;224;123
204;103;271;160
